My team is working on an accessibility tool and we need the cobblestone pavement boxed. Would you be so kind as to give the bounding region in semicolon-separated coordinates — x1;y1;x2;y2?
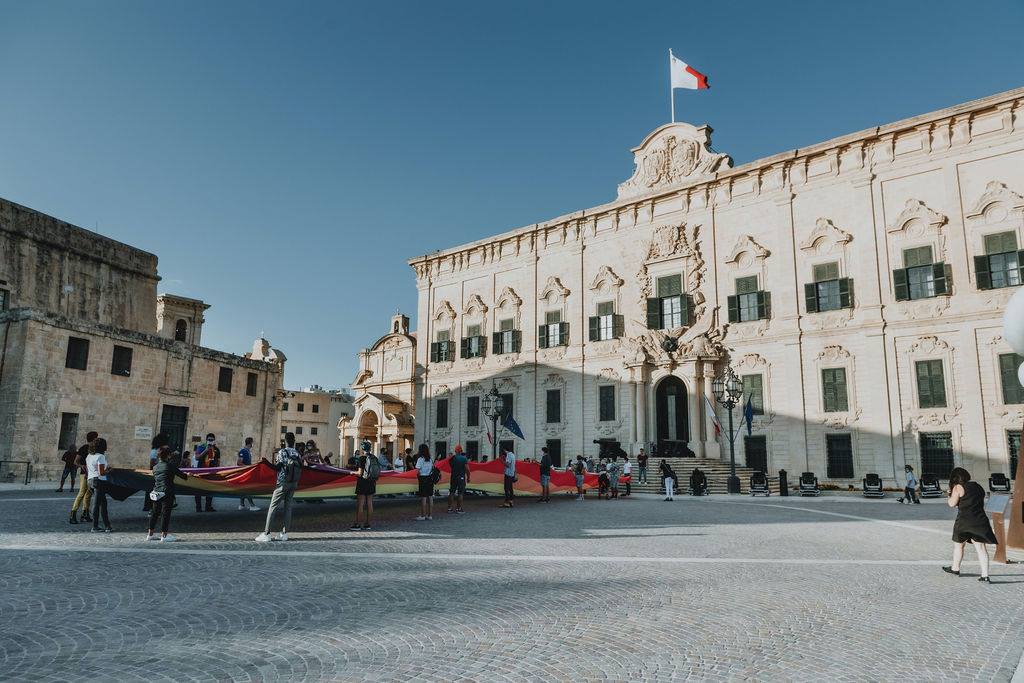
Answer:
1;490;1022;682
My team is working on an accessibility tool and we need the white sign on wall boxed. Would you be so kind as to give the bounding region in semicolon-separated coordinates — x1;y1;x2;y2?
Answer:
134;426;153;440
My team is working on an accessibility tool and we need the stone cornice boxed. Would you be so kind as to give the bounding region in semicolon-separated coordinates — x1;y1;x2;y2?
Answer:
408;85;1024;280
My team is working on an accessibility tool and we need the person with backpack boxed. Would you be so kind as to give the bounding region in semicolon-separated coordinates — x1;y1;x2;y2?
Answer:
414;444;435;521
146;446;188;542
351;441;379;530
573;455;587;501
255;432;302;542
447;444;470;514
537;446;552;503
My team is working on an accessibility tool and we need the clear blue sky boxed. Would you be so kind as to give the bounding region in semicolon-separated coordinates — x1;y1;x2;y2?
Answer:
2;1;1022;388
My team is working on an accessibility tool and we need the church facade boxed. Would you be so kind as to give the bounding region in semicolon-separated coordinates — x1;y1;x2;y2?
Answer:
408;86;1024;484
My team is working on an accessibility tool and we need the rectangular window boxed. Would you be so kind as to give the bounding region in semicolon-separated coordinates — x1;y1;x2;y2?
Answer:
466;395;480;427
661;295;683;329
311;427;318;435
217;367;233;393
57;412;79;450
813;262;842;311
466;440;480;459
500;318;514;331
985;231;1018;255
545;310;562;325
598;385;615;422
65;337;89;370
1008;430;1020;479
540;318;568;347
546;389;561;424
298;403;305;412
431;339;455;362
736;276;760;322
436;398;449;428
595;302;615;341
742;374;764;415
499;439;515;454
110;345;133;377
978;231;1022;290
494;319;519;355
999;353;1024;404
915;359;947;408
280;425;287;434
282;402;289;411
657;274;682;298
900;246;942;300
295;426;303;435
920;432;954;479
312;404;319;413
246;372;258;397
0;289;7;311
826;434;854;479
545;439;563;467
822;368;849;412
647;274;686;330
435;441;448;458
500;393;514;423
744;435;767;473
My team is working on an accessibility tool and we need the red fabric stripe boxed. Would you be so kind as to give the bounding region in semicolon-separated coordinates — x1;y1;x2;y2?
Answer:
685;65;709;90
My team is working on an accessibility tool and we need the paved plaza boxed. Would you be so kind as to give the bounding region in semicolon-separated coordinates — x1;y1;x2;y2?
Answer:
1;489;1023;682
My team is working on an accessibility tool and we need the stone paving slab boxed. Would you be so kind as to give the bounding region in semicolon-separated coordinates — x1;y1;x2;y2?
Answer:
0;491;1022;681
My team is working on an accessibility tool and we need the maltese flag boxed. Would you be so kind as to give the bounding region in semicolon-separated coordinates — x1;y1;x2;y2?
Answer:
704;395;721;440
670;52;709;90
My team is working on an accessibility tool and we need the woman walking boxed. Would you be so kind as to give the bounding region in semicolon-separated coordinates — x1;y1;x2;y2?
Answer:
415;444;435;521
942;467;997;583
659;459;677;502
146;446;189;542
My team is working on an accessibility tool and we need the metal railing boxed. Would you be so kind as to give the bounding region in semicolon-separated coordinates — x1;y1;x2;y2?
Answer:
0;460;33;485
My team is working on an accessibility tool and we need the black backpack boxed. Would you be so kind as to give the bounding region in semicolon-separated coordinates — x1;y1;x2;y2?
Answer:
363;456;381;480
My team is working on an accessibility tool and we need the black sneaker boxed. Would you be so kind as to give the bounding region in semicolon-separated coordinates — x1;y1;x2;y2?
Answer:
978;576;991;583
104;527;114;533
942;566;960;576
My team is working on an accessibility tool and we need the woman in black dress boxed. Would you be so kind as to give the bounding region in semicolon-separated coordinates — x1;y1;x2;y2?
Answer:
942;467;997;582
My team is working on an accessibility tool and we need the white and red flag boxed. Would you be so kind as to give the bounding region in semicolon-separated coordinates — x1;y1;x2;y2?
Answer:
703;395;721;440
670;51;709;90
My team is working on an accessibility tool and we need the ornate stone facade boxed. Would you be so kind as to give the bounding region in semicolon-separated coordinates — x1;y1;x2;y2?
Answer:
409;86;1024;483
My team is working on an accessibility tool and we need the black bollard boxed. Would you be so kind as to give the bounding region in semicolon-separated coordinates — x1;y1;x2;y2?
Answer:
778;469;789;497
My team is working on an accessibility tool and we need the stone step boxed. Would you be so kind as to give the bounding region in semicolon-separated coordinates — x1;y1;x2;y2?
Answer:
626;458;781;495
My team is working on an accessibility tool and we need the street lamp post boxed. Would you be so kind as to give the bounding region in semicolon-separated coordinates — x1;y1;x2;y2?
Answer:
712;365;743;494
480;380;505;462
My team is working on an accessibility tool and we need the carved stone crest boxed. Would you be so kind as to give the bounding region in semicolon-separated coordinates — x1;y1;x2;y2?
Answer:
617;123;732;200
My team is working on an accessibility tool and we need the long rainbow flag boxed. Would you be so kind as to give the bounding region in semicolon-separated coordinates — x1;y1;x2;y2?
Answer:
108;459;630;500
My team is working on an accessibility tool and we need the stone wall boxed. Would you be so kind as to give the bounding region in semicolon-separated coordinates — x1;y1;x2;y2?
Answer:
0;198;160;332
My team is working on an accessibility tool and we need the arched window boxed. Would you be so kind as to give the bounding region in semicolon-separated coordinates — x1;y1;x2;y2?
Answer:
174;319;188;342
393;321;400;334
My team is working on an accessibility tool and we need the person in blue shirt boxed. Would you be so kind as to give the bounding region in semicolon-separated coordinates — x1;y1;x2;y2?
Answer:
236;437;260;511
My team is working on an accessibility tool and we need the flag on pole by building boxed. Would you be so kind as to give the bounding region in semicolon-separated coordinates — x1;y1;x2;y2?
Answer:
703;395;721;439
670;52;709;90
502;413;526;440
486;431;493;445
743;395;754;437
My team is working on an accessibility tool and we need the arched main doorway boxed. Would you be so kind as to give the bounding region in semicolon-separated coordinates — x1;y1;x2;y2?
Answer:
655;376;691;457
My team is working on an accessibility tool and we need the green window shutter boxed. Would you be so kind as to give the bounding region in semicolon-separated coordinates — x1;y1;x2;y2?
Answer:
727;295;739;323
932;263;948;296
1017;250;1024;284
893;269;909;301
430;342;439;363
757;291;770;320
479;335;487;356
681;295;691;326
804;283;818;313
975;254;992;290
460;338;469;358
588;316;600;342
646;297;662;329
838;278;853;309
559;322;569;346
492;331;501;354
538;324;548;349
612;314;624;338
511;330;521;353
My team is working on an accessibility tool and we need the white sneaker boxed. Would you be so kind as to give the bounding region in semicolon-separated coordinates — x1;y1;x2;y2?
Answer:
254;533;272;543
277;532;288;542
415;516;426;521
426;516;433;520
248;505;261;511
160;534;177;543
146;533;156;542
238;504;247;510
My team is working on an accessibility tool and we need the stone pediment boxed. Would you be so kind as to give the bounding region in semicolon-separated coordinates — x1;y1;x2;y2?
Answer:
617;122;731;200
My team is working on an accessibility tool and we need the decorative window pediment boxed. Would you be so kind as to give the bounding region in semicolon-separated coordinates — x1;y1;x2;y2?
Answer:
800;218;852;253
725;234;770;267
887;199;947;235
589;266;624;293
496;286;523;310
540;276;571;305
463;294;488;317
965;181;1024;224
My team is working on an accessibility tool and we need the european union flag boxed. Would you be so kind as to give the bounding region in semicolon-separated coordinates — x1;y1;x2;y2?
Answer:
743;394;754;437
502;413;525;440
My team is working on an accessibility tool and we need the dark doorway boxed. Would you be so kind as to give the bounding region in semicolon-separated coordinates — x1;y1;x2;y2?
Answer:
545;439;562;467
159;405;189;454
655;376;690;457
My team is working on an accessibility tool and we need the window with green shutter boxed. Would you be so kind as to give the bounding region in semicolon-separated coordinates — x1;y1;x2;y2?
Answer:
977;231;1022;290
915;359;947;408
590;301;620;341
657;275;682;297
1008;430;1021;478
598;385;615;422
742;374;764;415
896;246;947;300
999;353;1024;404
822;367;849;412
807;262;851;312
731;276;766;323
648;275;686;329
494;319;518;354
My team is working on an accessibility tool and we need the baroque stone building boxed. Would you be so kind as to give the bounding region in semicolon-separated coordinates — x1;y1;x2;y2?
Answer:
408;86;1024;483
0;198;286;477
339;314;417;460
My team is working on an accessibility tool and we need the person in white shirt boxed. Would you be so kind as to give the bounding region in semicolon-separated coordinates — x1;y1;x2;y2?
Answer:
393;451;406;473
622;456;632;497
501;447;517;508
86;437;113;532
414;444;435;520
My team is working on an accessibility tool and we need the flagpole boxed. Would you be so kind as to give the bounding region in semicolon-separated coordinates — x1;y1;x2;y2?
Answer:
668;49;675;123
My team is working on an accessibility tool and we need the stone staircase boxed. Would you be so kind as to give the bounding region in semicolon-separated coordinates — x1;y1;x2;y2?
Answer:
627;457;781;495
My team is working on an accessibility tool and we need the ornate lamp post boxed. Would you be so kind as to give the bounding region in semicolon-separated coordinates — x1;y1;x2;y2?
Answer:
480;380;505;462
712;365;743;494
